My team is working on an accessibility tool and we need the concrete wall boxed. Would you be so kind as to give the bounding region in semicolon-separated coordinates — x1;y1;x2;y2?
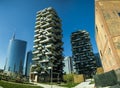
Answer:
95;0;120;72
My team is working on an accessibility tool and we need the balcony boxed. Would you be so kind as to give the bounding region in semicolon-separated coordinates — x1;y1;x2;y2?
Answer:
34;34;40;38
34;39;40;43
34;29;39;33
47;7;53;11
36;17;40;21
37;53;42;57
46;32;54;36
38;35;46;39
41;23;50;28
45;44;52;48
40;21;46;25
39;59;49;63
40;38;49;43
31;71;38;74
32;57;40;61
35;25;40;28
42;11;50;16
46;18;52;22
33;50;39;54
35;21;40;25
33;45;38;48
38;47;42;50
31;64;37;67
45;51;52;55
46;27;54;31
46;14;54;18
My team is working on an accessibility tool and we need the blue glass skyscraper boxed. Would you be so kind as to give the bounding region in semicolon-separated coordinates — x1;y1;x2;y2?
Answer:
4;34;27;75
25;50;32;77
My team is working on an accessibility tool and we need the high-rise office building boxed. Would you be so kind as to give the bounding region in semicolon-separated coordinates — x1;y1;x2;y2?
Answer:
4;34;27;76
25;51;32;77
95;0;120;72
63;56;73;74
94;53;102;67
71;30;96;77
30;7;63;82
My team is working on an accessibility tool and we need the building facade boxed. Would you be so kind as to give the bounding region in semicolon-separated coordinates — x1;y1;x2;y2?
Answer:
25;51;33;77
95;0;120;72
63;56;73;74
31;7;63;82
71;30;96;78
4;34;27;76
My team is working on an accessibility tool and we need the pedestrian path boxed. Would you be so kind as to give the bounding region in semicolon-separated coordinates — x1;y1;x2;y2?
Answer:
74;79;94;88
34;82;66;88
0;86;3;88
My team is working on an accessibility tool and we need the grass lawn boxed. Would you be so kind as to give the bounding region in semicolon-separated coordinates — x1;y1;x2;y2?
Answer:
0;81;43;88
59;82;79;88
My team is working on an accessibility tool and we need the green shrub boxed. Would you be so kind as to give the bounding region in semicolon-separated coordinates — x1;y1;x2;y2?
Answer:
63;74;74;83
94;70;117;87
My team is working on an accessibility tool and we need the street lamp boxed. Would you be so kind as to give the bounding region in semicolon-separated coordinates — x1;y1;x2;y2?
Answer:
48;66;52;88
57;73;60;84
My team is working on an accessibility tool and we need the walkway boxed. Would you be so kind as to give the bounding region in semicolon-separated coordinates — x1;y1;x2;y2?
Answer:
74;79;94;88
34;82;66;88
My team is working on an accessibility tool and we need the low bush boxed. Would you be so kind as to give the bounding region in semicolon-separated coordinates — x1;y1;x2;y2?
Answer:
94;70;117;87
63;74;74;83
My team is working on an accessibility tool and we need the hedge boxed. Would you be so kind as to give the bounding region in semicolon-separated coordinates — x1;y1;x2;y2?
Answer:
94;70;117;87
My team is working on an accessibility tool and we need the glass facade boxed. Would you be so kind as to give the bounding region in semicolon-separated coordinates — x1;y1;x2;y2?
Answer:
25;51;32;77
63;56;73;74
5;38;27;75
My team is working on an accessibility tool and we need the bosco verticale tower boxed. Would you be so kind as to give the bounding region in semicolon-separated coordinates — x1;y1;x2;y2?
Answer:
71;30;96;78
30;7;64;82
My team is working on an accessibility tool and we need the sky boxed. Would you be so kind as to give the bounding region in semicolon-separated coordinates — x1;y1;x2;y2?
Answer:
0;0;98;69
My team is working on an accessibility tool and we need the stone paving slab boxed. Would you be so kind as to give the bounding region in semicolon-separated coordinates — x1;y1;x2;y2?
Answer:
34;82;66;88
74;81;94;88
74;79;94;88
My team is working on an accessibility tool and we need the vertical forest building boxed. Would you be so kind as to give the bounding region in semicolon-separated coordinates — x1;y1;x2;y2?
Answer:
71;30;96;78
30;7;63;82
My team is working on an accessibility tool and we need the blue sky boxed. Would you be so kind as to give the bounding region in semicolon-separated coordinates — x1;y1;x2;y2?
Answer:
0;0;98;69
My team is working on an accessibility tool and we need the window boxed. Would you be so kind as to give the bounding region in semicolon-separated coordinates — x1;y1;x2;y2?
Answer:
108;48;111;54
100;50;102;56
118;12;120;17
96;26;98;33
101;25;103;28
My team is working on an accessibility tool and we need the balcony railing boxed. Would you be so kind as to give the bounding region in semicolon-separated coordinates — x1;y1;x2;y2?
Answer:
34;39;40;43
33;45;38;48
32;57;39;61
31;64;37;67
34;34;40;38
35;25;40;28
32;50;39;54
39;59;49;63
